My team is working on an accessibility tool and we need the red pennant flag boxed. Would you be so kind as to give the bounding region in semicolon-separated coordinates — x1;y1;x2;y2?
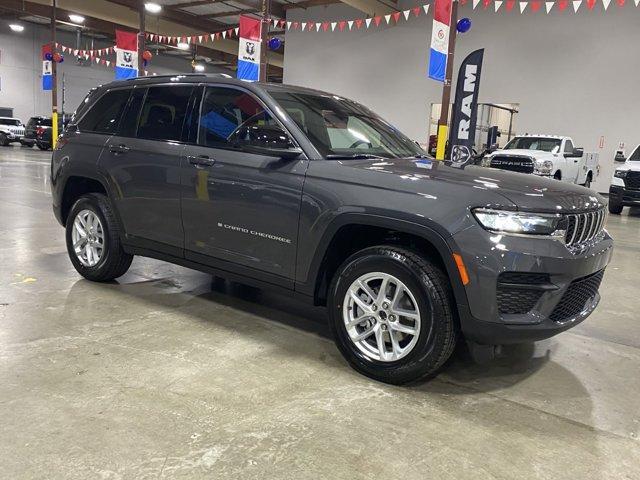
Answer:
322;22;330;31
308;22;315;32
338;20;346;31
616;0;624;5
292;21;300;30
412;6;421;16
506;0;516;10
460;0;467;4
586;0;596;8
531;0;541;11
558;0;569;9
392;11;401;22
355;18;363;29
373;16;382;26
483;0;491;8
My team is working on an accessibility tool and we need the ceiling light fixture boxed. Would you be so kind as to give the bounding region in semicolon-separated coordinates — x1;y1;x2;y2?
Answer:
176;42;190;50
145;2;162;14
68;14;85;24
9;24;25;32
194;64;205;72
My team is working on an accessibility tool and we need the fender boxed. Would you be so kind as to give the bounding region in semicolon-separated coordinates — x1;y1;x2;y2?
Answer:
295;212;469;308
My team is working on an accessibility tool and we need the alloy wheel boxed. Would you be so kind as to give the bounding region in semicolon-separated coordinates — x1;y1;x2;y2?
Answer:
71;209;105;267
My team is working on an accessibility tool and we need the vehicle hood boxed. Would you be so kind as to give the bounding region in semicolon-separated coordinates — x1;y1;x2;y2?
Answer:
489;149;555;160
615;161;640;172
335;157;604;213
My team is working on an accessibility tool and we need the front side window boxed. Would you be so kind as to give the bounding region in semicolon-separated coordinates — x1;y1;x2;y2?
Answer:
504;137;562;153
267;89;424;159
564;140;574;153
136;86;193;142
629;146;640;161
77;89;131;134
0;119;21;126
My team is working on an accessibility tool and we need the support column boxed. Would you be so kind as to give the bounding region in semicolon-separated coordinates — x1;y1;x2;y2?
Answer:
435;0;458;161
51;0;58;149
259;0;271;82
138;0;146;75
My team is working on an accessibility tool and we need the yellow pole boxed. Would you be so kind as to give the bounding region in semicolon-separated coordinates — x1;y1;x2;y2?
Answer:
51;0;58;149
435;125;448;160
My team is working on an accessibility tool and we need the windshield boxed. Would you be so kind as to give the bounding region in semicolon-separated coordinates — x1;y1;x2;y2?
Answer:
0;119;22;126
629;146;640;161
504;137;562;153
268;89;426;159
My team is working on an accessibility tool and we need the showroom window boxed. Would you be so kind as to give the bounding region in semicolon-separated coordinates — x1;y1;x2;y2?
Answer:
77;89;131;134
197;87;269;148
136;85;194;142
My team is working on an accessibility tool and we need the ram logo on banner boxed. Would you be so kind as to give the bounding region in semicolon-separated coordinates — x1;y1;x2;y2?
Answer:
449;49;485;165
237;15;262;81
428;0;452;82
115;30;138;79
42;44;52;91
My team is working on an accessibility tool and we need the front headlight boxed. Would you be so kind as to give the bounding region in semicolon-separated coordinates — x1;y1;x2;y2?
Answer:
472;208;563;235
534;160;553;175
481;156;491;167
614;170;627;178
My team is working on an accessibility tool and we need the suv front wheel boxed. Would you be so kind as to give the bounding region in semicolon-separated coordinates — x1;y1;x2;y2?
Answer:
65;193;133;282
328;246;458;385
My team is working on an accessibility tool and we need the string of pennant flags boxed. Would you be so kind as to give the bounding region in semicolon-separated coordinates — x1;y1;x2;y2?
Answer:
54;43;155;75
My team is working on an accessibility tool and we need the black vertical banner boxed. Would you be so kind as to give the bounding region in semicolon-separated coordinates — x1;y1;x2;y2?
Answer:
449;49;484;164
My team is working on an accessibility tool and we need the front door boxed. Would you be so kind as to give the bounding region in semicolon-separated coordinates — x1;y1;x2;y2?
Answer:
100;84;194;255
181;85;307;284
562;139;579;183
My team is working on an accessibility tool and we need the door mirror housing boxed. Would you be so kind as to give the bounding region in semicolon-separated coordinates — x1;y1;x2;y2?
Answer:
232;124;302;160
614;151;627;163
566;147;583;158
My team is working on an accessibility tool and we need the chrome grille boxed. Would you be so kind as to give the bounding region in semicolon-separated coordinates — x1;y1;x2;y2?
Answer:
564;209;606;248
624;171;640;191
490;155;534;174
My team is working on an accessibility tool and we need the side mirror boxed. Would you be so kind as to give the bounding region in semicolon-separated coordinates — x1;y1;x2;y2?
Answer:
488;143;499;153
233;124;302;160
567;147;583;158
614;152;627;163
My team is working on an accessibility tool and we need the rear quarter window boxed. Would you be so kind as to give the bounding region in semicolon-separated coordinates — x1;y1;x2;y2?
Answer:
77;89;131;134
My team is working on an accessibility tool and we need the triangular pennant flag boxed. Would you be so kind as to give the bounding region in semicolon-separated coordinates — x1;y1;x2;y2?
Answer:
422;4;430;14
322;22;330;31
602;0;611;8
222;30;227;38
495;1;503;10
347;20;354;30
106;60;110;67
546;1;554;11
412;6;421;16
316;22;322;32
403;9;411;20
616;0;625;6
307;22;315;31
365;18;372;28
331;22;337;31
374;16;382;26
287;21;292;29
558;0;569;9
573;0;582;10
338;20;346;31
507;0;516;9
586;0;596;8
301;22;307;31
273;19;278;28
473;0;481;8
392;11;401;22
234;27;238;35
210;33;215;41
354;18;363;29
634;0;639;6
531;1;542;11
520;1;528;12
483;0;491;8
385;14;392;23
74;49;79;56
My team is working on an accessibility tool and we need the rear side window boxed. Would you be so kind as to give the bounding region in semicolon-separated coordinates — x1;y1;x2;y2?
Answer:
78;89;131;134
197;87;265;148
136;86;193;142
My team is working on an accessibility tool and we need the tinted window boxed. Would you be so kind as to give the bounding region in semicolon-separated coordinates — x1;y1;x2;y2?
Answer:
504;137;562;153
119;88;147;138
629;147;640;161
137;86;193;142
0;119;21;126
198;87;266;148
78;89;131;134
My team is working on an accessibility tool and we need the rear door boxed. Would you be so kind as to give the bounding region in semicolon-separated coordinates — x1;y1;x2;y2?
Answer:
181;85;308;283
101;84;194;256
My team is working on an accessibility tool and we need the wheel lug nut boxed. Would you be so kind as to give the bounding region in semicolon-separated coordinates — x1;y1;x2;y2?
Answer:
381;324;387;331
371;304;377;311
389;315;396;321
382;302;389;309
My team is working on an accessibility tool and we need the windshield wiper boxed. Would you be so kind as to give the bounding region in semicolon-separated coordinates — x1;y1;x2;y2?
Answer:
326;154;385;160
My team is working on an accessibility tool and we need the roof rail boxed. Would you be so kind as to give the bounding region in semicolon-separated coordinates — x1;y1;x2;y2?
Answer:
123;73;233;82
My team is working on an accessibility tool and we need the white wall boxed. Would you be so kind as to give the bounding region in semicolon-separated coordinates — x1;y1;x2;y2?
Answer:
0;23;222;123
284;3;640;192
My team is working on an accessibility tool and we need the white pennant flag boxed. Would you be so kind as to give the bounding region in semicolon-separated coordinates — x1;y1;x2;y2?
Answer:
222;30;227;38
348;20;354;30
210;33;215;41
403;9;411;20
602;0;611;9
546;1;554;12
573;0;582;11
74;49;79;56
106;60;110;67
301;22;307;31
198;35;203;42
273;19;278;28
473;0;481;8
95;57;99;64
331;22;337;31
635;0;639;6
495;1;503;11
365;18;372;28
234;27;239;35
423;4;430;14
287;21;292;29
316;22;321;31
385;14;391;24
520;1;528;12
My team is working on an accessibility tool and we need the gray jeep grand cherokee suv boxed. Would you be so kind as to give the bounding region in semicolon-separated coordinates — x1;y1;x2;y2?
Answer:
51;74;613;384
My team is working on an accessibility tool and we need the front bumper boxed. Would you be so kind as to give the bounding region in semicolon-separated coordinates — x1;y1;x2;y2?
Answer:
609;185;640;206
450;224;613;344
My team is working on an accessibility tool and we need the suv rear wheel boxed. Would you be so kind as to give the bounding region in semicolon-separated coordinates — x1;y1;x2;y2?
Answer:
608;201;623;215
328;246;458;385
65;193;133;281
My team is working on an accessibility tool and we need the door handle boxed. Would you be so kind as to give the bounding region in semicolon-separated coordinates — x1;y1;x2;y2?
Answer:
109;144;130;154
188;155;215;167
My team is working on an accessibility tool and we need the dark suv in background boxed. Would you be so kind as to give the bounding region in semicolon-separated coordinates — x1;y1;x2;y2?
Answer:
51;74;613;384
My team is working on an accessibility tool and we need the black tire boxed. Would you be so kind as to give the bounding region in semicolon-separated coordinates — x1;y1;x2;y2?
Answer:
328;246;458;385
608;201;623;215
65;193;133;282
553;171;562;180
582;173;592;189
0;133;9;146
37;143;49;151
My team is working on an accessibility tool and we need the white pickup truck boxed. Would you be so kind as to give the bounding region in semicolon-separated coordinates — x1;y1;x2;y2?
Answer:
482;134;599;188
609;144;640;214
0;117;26;146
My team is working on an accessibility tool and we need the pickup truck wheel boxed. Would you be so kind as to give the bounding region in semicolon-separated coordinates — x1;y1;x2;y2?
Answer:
65;193;133;282
582;173;592;189
608;201;623;215
328;246;458;385
553;171;562;181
